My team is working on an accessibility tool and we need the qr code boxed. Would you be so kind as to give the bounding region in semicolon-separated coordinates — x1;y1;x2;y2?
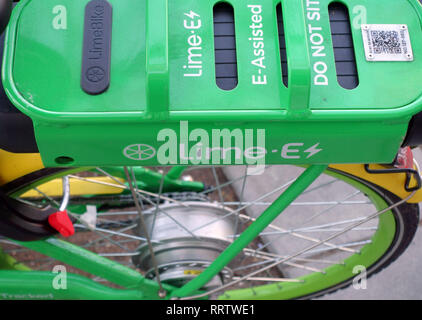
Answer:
370;30;402;55
362;24;413;61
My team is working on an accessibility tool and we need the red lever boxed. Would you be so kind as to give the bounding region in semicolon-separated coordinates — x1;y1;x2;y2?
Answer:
48;210;75;237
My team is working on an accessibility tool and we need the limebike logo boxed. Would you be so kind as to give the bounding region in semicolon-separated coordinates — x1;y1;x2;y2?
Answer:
157;121;266;167
123;122;266;169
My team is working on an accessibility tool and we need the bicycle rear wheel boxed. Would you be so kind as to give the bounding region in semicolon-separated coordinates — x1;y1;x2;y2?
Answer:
0;165;419;299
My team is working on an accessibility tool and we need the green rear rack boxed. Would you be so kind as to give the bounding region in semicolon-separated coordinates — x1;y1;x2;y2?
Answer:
2;0;422;166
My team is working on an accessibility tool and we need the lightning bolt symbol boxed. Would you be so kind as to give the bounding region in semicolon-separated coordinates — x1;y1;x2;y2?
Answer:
304;143;323;159
184;10;200;19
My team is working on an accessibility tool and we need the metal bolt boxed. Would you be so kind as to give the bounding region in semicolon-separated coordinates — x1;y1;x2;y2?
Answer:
158;289;167;299
182;175;194;182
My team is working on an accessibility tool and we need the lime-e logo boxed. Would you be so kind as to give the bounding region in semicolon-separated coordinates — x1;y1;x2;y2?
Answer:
281;143;323;159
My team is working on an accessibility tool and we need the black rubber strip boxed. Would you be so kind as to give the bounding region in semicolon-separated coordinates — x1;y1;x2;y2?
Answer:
0;0;12;35
81;0;113;95
329;2;359;89
0;28;39;153
403;111;422;147
277;3;288;87
0;189;58;241
214;2;238;90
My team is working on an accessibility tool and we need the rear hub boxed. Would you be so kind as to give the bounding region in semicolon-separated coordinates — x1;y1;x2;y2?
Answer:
132;202;238;289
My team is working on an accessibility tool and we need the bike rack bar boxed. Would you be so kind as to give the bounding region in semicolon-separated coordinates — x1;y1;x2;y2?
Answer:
283;0;312;117
145;0;169;120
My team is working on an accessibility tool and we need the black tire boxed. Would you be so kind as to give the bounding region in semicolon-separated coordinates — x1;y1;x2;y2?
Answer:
300;173;419;299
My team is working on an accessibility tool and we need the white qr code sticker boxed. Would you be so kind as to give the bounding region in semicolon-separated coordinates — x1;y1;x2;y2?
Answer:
361;24;413;62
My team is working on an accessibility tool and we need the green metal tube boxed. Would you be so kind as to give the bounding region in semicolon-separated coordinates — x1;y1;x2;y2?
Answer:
166;166;186;180
0;247;31;271
100;166;204;193
0;271;144;300
15;237;174;298
171;164;328;298
17;238;144;289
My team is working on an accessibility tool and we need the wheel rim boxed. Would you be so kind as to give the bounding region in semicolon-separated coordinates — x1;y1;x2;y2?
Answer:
221;170;397;299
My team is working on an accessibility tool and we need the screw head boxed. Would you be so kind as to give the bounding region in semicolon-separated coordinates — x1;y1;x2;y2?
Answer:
158;289;167;299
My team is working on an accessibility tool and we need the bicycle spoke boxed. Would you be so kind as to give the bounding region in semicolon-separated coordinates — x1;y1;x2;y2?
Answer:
300;190;362;225
190;178;297;233
97;211;139;216
125;167;166;297
149;170;166;237
220;200;371;206
68;174;188;208
79;223;140;251
74;223;155;243
68;173;198;238
242;248;343;265
33;187;61;207
232;276;303;283
237;214;358;254
181;192;415;300
302;240;372;255
211;166;225;205
98;252;139;257
238;253;325;274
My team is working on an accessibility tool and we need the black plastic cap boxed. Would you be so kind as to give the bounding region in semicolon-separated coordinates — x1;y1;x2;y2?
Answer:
403;111;422;147
81;0;113;95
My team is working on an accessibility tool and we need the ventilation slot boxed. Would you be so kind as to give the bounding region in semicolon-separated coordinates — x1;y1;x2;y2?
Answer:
214;2;238;90
276;3;288;87
329;2;359;89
